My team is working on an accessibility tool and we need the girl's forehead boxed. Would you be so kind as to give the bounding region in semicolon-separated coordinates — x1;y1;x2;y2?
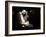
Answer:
22;10;28;14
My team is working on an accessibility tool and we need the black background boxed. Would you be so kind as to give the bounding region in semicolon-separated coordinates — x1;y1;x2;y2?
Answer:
12;6;40;30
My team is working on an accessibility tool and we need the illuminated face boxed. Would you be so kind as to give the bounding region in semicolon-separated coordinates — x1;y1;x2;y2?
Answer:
22;10;29;21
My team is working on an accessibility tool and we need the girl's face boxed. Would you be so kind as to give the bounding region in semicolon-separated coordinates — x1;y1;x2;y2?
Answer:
23;14;29;21
22;10;29;21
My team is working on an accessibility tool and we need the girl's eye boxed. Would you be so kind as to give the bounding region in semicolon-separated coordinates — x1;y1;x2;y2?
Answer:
22;13;26;16
24;14;26;16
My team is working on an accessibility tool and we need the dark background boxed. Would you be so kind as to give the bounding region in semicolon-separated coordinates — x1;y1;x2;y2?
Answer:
12;6;40;30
